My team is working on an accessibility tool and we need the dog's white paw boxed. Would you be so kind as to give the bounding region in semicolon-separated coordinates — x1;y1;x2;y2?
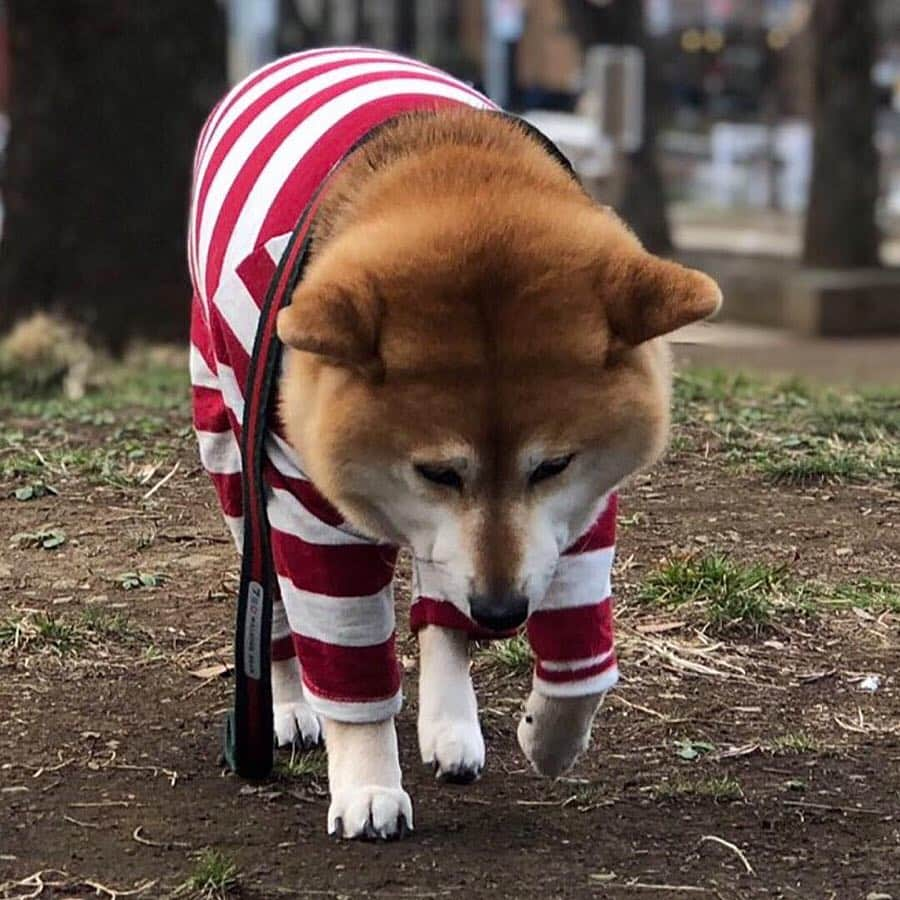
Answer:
327;785;413;841
517;691;603;778
273;698;321;749
419;715;485;784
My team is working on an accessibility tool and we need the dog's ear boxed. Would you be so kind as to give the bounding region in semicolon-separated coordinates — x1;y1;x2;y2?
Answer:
604;252;722;347
276;276;383;379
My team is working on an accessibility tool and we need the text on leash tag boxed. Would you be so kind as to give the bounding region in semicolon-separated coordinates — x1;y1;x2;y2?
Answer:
243;581;264;680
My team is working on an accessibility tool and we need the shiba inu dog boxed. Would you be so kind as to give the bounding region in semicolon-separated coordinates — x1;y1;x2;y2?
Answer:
189;48;720;840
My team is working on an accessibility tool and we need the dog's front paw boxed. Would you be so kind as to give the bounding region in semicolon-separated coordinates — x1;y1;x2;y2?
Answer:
419;715;485;784
273;698;321;749
517;690;603;778
327;786;413;841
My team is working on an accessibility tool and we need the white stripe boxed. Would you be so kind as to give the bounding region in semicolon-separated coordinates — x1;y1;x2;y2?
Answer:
412;558;469;614
272;598;291;640
278;575;395;647
197;60;474;295
264;233;291;267
533;665;619;699
302;687;402;724
268;486;368;546
538;647;615;673
216;363;245;421
217;74;491;286
211;267;260;356
267;432;307;480
197;428;241;475
189;342;218;390
224;514;244;551
535;546;615;612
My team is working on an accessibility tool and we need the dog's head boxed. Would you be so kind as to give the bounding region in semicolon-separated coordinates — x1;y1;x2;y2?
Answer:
278;198;720;631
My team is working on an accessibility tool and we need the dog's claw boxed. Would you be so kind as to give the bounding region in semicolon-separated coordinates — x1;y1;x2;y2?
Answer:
330;817;344;840
427;758;482;784
398;814;411;839
362;819;378;841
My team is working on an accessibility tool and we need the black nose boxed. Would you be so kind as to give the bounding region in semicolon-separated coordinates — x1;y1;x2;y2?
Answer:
468;592;529;632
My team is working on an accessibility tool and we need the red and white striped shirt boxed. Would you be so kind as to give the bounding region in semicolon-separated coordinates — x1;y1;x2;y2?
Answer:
188;48;618;724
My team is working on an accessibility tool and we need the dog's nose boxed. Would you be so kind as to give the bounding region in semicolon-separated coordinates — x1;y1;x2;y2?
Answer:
468;592;528;632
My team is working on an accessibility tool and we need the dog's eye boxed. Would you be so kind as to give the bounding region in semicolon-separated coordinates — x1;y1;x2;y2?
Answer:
529;454;574;486
415;463;464;492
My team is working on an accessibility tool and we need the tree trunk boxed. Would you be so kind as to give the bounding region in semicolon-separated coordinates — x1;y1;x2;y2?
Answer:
802;0;879;268
563;0;672;254
396;0;417;56
0;1;227;351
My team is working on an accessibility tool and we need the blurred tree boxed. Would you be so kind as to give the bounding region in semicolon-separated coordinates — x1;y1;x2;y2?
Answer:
395;0;417;55
562;0;672;254
803;0;880;267
0;1;227;350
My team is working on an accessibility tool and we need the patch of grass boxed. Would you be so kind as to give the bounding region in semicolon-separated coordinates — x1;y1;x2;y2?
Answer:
177;850;239;899
671;368;900;486
759;448;871;485
9;528;66;550
0;612;81;655
770;733;819;754
638;554;789;630
274;747;327;780
79;606;137;639
116;571;164;590
652;775;743;803
822;579;900;613
483;633;533;675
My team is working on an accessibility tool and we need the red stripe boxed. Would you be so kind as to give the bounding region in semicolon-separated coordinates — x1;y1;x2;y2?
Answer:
208;470;244;519
236;243;278;312
272;632;296;662
295;634;401;703
192;386;232;433
271;530;396;597
527;599;615;663
409;596;519;640
563;493;618;555
534;652;617;684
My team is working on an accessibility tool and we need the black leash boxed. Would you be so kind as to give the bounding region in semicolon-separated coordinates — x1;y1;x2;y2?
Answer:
223;109;578;780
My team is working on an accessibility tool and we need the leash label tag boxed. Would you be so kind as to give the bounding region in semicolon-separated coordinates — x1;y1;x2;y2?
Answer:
243;581;265;680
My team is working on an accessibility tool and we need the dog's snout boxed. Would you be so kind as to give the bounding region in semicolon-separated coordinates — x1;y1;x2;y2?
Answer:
468;592;528;632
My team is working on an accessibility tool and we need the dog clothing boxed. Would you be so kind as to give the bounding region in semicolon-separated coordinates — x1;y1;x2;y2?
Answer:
189;48;619;724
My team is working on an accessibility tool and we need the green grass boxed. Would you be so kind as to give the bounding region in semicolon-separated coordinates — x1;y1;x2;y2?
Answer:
652;775;743;803
0;607;141;655
0;612;81;654
177;850;239;899
671;368;900;486
770;733;819;754
638;553;790;630
483;632;533;675
759;448;871;485
822;579;900;613
274;747;327;780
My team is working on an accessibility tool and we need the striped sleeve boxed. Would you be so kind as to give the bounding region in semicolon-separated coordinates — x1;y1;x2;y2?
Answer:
526;494;619;698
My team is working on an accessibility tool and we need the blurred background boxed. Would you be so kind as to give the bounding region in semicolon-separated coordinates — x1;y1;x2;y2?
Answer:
1;0;899;353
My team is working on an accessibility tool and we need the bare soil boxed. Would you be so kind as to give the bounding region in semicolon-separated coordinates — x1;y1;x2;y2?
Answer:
1;385;899;899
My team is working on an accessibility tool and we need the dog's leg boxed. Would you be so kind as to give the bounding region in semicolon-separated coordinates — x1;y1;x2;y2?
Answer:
324;716;412;840
516;690;605;777
417;625;484;783
272;656;321;748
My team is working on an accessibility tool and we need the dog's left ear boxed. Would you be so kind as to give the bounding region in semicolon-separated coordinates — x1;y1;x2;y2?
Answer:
604;252;722;347
276;275;383;379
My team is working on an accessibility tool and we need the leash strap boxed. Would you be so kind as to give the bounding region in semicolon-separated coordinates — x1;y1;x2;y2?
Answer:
224;108;578;780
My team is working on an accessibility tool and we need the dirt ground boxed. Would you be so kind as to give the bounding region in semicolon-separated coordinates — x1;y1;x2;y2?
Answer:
1;351;898;899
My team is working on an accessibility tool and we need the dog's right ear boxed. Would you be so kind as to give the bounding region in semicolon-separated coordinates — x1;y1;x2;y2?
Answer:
276;276;383;379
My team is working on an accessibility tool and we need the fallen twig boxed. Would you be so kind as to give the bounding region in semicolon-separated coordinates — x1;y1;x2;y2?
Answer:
141;460;180;501
700;834;755;875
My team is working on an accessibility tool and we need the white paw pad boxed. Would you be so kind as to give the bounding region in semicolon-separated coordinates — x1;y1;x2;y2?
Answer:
328;786;413;841
419;716;485;783
273;699;321;749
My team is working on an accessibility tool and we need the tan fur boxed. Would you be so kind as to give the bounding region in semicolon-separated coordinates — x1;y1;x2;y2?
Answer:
277;108;721;597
